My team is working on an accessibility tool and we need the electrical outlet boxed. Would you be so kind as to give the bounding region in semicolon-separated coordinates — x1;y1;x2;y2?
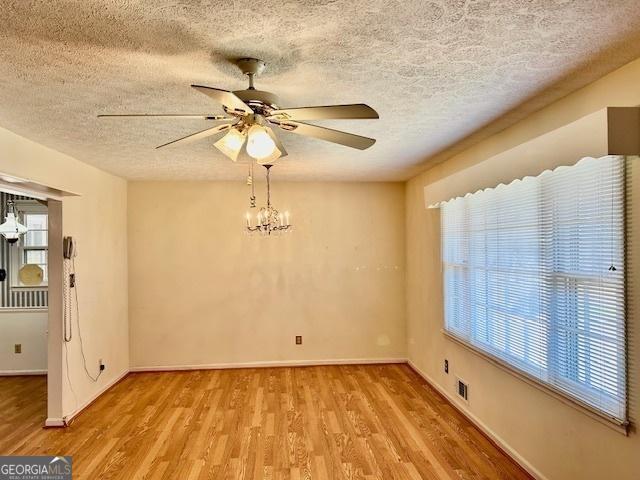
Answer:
14;344;21;354
295;335;302;345
99;359;105;371
444;359;449;374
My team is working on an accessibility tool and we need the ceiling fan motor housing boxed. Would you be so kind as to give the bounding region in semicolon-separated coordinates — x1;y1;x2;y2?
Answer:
233;89;280;115
231;58;280;115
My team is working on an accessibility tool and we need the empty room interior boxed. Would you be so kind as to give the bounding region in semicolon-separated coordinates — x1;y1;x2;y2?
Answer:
0;1;639;479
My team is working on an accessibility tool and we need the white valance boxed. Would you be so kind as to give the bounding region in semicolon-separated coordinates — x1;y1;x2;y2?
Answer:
430;155;623;208
425;107;639;209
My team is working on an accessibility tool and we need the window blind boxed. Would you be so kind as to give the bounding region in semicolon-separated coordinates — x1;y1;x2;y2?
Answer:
441;156;626;423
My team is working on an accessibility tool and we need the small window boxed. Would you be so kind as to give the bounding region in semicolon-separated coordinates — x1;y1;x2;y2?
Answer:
11;202;48;287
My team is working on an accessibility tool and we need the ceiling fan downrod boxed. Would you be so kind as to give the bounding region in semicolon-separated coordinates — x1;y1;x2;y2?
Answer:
236;58;266;91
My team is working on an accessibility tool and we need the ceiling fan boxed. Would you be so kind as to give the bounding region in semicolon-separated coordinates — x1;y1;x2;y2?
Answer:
98;58;379;164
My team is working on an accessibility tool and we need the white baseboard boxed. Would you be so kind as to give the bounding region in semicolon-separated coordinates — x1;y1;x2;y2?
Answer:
62;368;129;424
407;360;546;480
130;357;407;372
45;418;65;428
0;369;47;376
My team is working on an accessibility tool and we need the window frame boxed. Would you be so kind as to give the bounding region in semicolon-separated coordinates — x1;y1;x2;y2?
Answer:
439;157;628;433
10;200;49;289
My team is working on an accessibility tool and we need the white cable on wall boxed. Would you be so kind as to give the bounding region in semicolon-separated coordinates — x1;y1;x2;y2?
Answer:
63;259;72;342
62;256;101;384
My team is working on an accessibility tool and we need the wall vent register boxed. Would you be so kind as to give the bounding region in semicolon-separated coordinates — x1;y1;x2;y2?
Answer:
457;378;469;402
440;156;626;425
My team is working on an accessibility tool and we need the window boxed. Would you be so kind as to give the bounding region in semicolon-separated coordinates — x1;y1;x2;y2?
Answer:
11;202;48;286
441;156;626;424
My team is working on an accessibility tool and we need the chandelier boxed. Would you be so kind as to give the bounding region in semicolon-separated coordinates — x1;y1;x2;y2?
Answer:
0;200;28;244
245;164;292;236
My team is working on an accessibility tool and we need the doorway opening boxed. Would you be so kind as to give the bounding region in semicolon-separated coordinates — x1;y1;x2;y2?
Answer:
0;190;49;426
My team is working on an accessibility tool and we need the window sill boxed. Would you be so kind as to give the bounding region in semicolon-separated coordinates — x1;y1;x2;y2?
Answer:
0;307;47;313
10;284;48;291
441;329;630;436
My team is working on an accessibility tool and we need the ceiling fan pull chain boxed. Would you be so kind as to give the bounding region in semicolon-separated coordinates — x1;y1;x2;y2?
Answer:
265;164;272;209
248;161;256;208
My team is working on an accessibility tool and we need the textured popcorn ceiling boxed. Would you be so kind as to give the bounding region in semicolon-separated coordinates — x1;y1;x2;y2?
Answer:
1;1;640;181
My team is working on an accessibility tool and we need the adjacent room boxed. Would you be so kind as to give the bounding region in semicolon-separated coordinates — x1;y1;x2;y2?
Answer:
0;193;49;432
0;1;638;479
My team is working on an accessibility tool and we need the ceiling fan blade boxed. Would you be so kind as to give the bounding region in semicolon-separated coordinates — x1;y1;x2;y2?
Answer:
155;123;233;149
275;121;375;150
268;104;378;121
98;114;232;120
191;85;253;115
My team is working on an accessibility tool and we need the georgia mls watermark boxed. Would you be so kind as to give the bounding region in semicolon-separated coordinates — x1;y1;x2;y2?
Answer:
0;456;72;480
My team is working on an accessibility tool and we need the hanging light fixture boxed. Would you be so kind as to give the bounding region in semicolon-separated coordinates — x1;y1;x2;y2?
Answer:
245;164;291;236
0;200;27;244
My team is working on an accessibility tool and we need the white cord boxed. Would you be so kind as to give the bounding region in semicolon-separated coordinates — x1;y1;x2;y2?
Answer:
62;257;101;383
72;257;101;383
63;260;72;342
64;340;78;410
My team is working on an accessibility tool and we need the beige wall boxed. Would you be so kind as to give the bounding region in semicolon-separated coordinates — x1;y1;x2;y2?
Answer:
128;181;406;368
0;126;128;420
0;311;47;374
406;59;640;479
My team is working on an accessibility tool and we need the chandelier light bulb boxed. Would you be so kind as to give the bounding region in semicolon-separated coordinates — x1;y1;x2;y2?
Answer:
246;125;277;161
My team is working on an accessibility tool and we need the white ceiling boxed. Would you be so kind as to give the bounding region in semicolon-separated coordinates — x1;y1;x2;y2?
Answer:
1;1;640;181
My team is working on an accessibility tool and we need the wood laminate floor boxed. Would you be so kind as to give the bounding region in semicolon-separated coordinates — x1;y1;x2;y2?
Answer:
0;365;532;479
